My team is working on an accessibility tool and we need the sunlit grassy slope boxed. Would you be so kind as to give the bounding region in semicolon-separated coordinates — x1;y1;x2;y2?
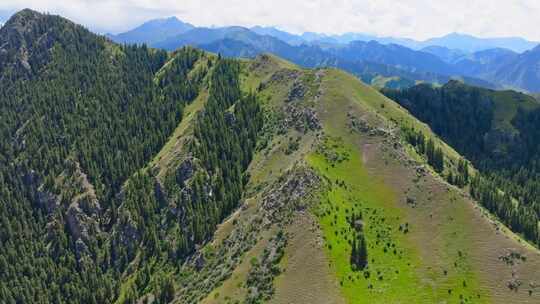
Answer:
306;68;539;303
170;54;540;304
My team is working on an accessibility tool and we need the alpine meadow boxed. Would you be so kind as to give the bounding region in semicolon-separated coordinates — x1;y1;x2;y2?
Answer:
0;3;540;304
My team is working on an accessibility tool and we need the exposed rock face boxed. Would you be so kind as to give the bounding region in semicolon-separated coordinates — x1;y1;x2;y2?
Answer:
176;165;320;304
60;160;102;259
37;184;60;213
164;156;210;220
348;111;374;133
287;79;306;102
66;198;99;244
283;104;321;133
21;159;103;261
270;69;302;84
258;68;302;92
0;9;57;78
112;209;140;254
262;166;322;222
176;157;198;185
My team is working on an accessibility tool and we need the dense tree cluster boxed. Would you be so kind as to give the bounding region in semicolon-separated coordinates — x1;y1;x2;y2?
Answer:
470;175;539;244
348;212;368;270
0;9;265;303
383;81;540;247
402;127;444;173
447;159;470;188
160;57;263;261
0;11;174;302
383;81;493;159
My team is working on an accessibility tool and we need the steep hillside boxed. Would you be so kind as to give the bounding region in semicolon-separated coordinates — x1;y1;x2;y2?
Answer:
0;9;233;303
383;82;540;246
1;9;539;304
490;45;540;92
174;54;540;304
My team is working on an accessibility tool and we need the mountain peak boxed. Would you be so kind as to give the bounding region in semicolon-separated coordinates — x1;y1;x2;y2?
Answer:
147;16;190;26
11;8;40;17
108;15;194;44
3;8;43;27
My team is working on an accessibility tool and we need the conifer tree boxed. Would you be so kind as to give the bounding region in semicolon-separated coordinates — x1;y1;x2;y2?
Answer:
357;233;368;269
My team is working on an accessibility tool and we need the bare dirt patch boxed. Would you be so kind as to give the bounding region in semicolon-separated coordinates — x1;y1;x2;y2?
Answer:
270;212;345;304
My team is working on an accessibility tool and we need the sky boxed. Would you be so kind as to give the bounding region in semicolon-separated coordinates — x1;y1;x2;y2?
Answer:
1;0;540;41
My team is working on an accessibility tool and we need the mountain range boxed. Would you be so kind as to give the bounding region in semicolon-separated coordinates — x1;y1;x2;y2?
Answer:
1;8;540;304
106;17;540;92
247;24;539;53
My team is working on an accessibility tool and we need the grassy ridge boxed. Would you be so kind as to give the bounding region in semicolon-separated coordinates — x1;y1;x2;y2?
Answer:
308;141;487;303
306;68;492;303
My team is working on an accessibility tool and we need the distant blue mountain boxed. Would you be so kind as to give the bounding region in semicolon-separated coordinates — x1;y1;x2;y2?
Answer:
300;31;420;49
111;17;540;91
107;16;194;45
154;26;453;76
252;29;538;53
422;33;538;53
326;40;458;76
250;26;305;45
150;25;498;90
421;46;469;64
109;15;540;53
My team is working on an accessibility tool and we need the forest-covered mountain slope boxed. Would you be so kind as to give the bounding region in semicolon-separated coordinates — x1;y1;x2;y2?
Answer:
383;82;540;246
1;9;539;304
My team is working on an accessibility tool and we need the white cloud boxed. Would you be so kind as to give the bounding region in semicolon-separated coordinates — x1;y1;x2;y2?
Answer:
1;0;540;40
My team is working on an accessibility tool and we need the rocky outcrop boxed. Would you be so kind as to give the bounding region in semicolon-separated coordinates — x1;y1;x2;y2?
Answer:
36;185;60;213
283;104;321;133
174;165;320;303
112;209;140;258
287;79;306;102
258;68;302;92
60;160;102;259
261;166;322;222
176;156;199;186
245;232;288;303
164;156;211;219
66;197;100;255
0;9;57;79
348;111;374;133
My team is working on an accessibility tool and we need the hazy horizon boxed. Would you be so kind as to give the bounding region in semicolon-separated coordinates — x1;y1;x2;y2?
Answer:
1;1;540;41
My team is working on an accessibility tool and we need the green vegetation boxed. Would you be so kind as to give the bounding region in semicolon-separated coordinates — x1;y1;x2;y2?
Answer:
308;141;486;303
0;10;262;303
383;81;540;246
402;127;445;173
2;8;540;304
0;10;185;302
